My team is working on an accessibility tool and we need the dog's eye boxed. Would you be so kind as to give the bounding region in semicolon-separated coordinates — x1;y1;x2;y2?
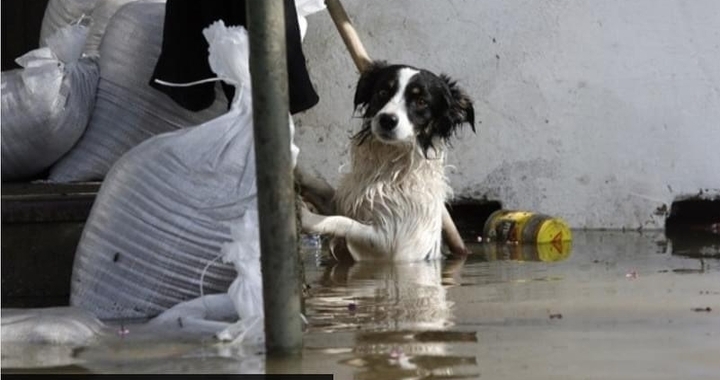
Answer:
378;89;389;98
415;98;428;108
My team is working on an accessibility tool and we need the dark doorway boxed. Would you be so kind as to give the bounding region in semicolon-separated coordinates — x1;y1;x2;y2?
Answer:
2;0;50;71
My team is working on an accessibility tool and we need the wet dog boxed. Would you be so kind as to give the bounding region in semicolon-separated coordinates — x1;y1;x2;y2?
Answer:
302;61;475;262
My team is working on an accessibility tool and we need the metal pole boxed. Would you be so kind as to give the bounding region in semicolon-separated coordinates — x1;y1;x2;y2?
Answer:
246;0;303;355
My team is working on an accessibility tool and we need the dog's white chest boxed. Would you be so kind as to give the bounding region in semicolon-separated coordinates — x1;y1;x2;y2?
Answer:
335;140;450;261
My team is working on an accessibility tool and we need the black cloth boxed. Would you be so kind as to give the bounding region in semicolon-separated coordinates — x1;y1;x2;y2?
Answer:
149;0;319;114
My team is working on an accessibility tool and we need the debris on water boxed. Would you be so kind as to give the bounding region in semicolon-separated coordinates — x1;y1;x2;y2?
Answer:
549;313;563;319
626;270;639;279
388;347;416;369
692;307;712;313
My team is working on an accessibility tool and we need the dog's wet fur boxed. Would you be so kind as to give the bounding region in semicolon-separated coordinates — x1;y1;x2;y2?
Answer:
302;61;475;262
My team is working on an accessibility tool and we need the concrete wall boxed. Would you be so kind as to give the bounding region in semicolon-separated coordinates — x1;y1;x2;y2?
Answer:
295;0;720;229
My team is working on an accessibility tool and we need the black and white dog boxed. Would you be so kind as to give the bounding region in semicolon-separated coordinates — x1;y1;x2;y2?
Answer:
302;62;475;262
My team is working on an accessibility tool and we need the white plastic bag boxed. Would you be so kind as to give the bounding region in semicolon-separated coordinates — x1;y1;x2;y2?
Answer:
39;0;98;47
0;307;107;345
40;0;147;57
68;87;255;320
70;23;288;342
83;0;140;57
1;22;99;181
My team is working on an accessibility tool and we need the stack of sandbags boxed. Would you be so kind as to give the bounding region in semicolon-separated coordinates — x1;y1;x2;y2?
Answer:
1;22;99;181
48;1;227;182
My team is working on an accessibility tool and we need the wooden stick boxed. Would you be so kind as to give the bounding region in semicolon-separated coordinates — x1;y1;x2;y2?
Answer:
325;0;372;72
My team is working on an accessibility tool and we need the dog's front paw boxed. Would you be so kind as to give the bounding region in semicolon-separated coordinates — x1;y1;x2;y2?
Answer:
299;202;323;233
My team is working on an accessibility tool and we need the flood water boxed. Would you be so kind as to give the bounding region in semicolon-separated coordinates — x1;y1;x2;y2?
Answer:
3;230;719;379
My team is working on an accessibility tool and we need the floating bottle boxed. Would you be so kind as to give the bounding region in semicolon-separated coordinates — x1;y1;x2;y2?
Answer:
482;210;572;262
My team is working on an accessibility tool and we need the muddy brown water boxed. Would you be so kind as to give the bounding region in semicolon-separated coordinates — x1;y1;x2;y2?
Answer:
3;231;719;379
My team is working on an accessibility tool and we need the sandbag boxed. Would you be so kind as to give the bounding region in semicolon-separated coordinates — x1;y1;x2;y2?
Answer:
39;0;97;47
1;22;99;181
69;21;267;322
0;307;108;345
82;0;140;57
40;0;149;57
48;1;227;182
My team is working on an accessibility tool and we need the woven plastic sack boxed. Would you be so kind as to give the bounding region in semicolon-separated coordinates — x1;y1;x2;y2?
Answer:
0;307;107;345
40;0;150;58
39;0;97;47
48;1;227;182
1;22;99;181
69;22;278;325
83;0;140;57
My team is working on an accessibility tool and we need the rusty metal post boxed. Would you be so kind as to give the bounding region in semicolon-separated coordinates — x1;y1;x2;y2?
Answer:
246;0;303;355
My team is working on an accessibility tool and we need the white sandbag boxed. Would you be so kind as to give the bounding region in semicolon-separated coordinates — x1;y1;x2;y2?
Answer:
67;102;249;318
70;21;268;322
1;22;99;181
1;307;108;345
39;0;98;47
49;1;227;182
82;0;140;57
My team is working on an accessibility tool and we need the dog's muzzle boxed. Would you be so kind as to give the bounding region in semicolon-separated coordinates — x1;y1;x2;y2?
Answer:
377;113;399;131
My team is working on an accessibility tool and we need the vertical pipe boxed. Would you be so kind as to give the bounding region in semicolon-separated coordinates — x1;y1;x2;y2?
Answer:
246;0;303;355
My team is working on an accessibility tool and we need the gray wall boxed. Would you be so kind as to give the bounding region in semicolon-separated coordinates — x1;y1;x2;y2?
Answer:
295;0;720;229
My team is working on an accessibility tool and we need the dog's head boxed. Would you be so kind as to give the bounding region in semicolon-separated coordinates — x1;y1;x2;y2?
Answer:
353;61;475;156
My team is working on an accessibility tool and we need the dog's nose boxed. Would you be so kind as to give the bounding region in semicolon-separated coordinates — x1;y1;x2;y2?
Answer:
378;113;398;131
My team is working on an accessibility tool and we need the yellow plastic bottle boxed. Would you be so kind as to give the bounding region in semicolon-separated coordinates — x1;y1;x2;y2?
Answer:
482;210;573;262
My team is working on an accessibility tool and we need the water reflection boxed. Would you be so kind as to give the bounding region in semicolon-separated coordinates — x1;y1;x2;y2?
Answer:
3;230;719;377
305;259;479;379
667;231;720;259
311;260;452;330
477;241;573;263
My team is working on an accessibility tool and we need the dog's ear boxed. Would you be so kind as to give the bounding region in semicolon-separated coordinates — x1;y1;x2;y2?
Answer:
353;61;388;111
440;74;476;133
